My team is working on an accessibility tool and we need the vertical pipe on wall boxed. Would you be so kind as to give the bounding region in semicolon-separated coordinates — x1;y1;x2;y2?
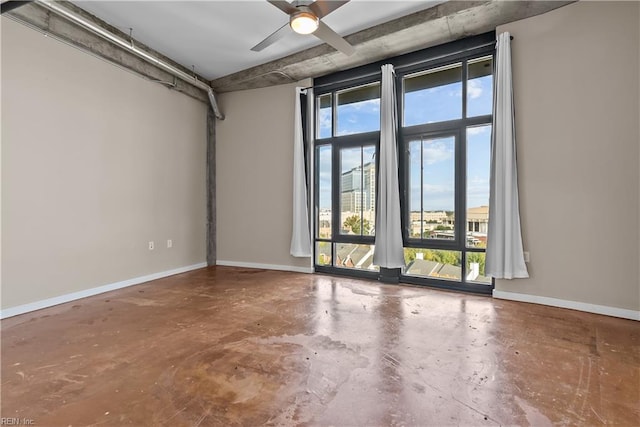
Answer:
206;107;217;266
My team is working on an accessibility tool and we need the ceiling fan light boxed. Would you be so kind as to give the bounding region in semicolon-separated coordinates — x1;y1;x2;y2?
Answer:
290;11;319;35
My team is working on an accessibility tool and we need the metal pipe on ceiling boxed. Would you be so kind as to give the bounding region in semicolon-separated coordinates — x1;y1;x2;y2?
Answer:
34;0;225;120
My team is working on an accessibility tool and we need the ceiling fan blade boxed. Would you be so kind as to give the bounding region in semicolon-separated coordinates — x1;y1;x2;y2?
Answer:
308;0;349;19
251;22;291;52
314;20;355;56
267;0;298;15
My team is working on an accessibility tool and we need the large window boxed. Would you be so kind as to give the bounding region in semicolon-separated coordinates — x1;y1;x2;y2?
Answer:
314;82;381;277
314;33;495;292
400;53;494;292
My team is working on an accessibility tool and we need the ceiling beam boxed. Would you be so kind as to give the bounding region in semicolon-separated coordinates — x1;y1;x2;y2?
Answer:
2;1;31;15
210;0;574;93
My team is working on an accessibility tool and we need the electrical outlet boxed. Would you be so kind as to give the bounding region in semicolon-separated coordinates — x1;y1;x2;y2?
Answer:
523;251;530;263
148;241;154;251
167;239;173;248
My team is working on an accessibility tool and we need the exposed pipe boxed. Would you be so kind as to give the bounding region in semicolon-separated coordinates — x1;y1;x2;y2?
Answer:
207;89;223;121
34;0;225;120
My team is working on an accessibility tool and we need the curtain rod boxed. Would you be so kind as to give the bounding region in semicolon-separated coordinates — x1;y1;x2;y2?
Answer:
309;35;513;92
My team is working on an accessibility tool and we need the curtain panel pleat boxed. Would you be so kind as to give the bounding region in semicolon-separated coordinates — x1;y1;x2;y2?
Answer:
373;64;405;268
290;87;312;257
486;32;529;279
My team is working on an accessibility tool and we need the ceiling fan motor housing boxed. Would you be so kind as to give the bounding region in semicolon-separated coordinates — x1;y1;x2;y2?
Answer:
252;0;354;55
290;6;319;34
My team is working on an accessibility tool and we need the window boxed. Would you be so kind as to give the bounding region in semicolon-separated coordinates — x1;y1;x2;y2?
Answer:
404;63;462;126
314;81;381;276
340;145;376;236
406;134;456;241
314;32;495;292
400;52;494;293
336;83;380;135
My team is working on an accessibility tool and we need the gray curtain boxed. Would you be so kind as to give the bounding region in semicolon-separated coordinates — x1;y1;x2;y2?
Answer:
486;32;529;279
290;87;312;257
373;64;405;268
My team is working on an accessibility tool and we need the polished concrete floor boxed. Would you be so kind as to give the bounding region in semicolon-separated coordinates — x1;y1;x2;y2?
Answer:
1;267;638;426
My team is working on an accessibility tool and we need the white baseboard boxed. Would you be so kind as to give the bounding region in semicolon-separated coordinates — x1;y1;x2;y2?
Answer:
216;260;313;274
0;263;207;319
493;290;639;321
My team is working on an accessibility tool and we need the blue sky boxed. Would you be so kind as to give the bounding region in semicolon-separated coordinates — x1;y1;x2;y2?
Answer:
317;69;492;213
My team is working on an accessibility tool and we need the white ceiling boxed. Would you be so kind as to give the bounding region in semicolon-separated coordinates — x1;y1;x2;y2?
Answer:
72;0;444;80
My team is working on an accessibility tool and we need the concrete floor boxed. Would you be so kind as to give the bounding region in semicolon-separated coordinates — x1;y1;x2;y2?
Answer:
1;266;638;426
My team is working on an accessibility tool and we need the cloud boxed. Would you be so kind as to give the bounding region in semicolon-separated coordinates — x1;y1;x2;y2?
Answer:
318;189;332;208
338;146;375;172
448;88;462;98
340;148;361;169
318;170;331;185
339;98;380;112
409;182;453;194
334;99;380;135
408;140;454;175
409;182;455;211
318;109;331;137
409;190;455;211
467;125;490;136
468;79;483;99
466;176;490;208
423;140;454;165
424;183;454;196
466;177;489;195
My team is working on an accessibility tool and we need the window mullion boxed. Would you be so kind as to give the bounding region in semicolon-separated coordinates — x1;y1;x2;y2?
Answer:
360;146;364;237
420;137;424;240
457;129;466;276
331;130;340;259
462;59;468;120
313;35;494;290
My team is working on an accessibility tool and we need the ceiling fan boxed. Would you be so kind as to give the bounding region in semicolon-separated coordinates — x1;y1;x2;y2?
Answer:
251;0;355;56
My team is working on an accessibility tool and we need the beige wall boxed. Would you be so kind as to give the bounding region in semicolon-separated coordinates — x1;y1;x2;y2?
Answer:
216;82;312;271
496;1;640;311
216;1;640;310
1;18;207;309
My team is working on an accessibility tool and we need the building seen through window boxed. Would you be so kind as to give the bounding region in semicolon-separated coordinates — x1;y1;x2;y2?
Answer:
314;33;495;292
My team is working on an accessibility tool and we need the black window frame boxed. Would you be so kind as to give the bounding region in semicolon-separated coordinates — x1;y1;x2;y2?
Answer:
313;32;496;292
397;46;495;294
313;75;382;279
